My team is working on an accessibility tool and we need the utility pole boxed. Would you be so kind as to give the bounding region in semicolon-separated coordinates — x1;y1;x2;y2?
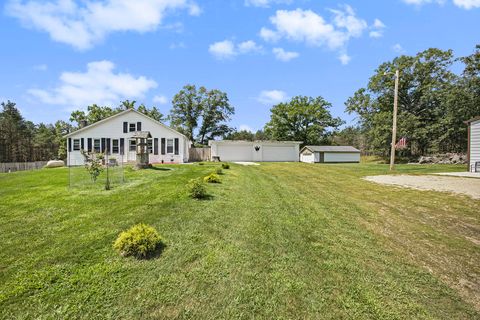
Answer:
389;69;399;171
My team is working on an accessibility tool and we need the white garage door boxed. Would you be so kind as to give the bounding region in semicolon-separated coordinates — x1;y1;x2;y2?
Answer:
300;153;314;163
217;145;253;161
262;146;298;162
324;152;360;163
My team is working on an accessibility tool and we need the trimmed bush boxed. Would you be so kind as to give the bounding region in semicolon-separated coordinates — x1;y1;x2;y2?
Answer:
215;167;223;175
187;178;207;199
113;224;162;259
221;163;230;169
204;173;221;183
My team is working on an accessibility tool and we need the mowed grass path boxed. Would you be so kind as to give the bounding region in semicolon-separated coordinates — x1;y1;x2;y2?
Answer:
0;163;479;319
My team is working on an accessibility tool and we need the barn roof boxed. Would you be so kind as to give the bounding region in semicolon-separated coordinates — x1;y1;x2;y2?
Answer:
302;146;361;153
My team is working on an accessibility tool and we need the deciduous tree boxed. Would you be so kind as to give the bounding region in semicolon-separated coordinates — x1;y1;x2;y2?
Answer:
264;96;343;145
170;85;234;144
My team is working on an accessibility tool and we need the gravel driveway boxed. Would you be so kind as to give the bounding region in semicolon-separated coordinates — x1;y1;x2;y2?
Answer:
364;175;480;199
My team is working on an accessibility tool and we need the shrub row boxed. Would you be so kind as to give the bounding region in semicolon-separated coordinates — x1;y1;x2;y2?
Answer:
114;163;232;259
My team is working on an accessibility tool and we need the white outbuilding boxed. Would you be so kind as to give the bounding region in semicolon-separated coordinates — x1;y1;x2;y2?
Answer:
209;140;301;162
466;116;480;172
300;146;361;163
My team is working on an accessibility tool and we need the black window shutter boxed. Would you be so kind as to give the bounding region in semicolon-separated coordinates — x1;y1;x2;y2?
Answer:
154;138;159;155
123;122;128;133
161;138;166;155
68;138;72;152
137;122;142;131
174;138;179;155
106;138;111;154
81;138;84;150
101;138;106;153
120;138;125;155
87;138;92;152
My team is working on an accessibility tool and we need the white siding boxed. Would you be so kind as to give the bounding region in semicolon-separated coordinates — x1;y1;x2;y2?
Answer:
66;110;189;165
210;141;300;162
300;153;314;163
262;146;298;162
217;145;252;161
470;120;480;172
324;152;360;163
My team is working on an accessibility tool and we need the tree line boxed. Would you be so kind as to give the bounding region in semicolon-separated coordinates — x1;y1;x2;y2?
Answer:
1;44;478;163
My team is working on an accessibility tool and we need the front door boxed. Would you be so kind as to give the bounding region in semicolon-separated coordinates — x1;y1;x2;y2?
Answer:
128;139;136;162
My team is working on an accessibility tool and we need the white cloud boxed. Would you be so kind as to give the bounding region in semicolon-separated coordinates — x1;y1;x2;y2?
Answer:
257;90;288;105
260;8;347;49
259;27;280;42
209;40;236;59
245;0;292;8
28;60;157;109
369;18;386;38
239;124;254;132
259;6;373;64
392;43;406;54
238;40;263;54
6;0;200;50
33;64;48;71
329;5;367;38
402;0;480;9
153;95;168;104
452;0;480;8
209;39;262;60
272;47;299;61
338;53;351;65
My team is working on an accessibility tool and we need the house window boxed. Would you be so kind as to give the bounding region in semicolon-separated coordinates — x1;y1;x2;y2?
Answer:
147;139;153;154
73;139;80;151
129;123;136;132
129;139;136;152
166;139;174;154
94;139;101;152
112;139;119;154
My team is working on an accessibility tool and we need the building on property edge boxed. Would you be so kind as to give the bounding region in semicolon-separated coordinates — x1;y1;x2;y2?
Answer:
209;140;301;162
65;109;191;166
300;146;361;163
465;116;480;172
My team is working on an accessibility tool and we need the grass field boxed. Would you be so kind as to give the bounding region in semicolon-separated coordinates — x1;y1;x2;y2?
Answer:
0;163;479;319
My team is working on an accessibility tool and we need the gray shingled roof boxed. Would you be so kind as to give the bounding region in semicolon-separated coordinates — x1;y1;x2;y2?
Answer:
131;131;152;139
303;146;360;153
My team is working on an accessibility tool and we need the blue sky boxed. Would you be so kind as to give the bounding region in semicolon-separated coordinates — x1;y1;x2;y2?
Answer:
0;0;479;132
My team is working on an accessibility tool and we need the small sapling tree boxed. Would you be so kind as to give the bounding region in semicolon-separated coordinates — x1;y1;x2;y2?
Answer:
81;150;104;182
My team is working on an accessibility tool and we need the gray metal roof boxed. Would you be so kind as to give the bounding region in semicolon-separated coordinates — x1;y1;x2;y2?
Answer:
302;145;360;153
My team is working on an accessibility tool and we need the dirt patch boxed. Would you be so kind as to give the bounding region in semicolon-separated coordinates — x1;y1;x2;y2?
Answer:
364;175;480;200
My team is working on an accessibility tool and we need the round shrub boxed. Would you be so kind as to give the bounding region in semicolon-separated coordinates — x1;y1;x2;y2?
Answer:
187;178;207;199
221;163;230;169
113;224;162;259
204;173;221;183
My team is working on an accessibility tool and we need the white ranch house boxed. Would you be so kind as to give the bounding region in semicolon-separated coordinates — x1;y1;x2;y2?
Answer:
65;109;190;166
300;146;360;163
466;116;480;172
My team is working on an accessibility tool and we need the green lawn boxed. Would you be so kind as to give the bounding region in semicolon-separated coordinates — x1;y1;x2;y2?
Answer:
0;163;479;319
